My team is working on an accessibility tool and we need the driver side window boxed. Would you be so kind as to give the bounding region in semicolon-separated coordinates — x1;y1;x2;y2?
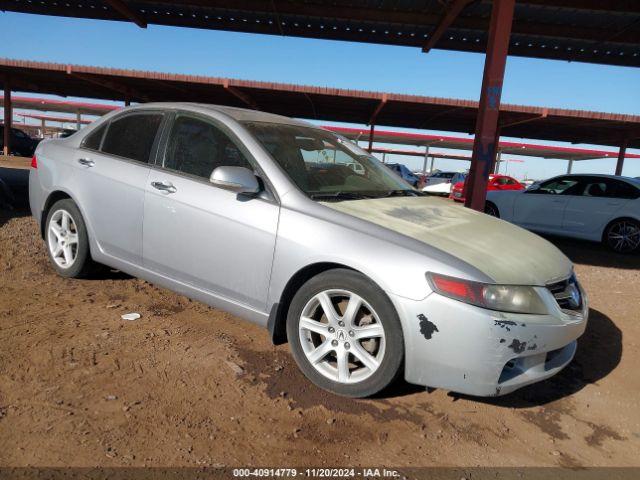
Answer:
532;177;581;195
164;115;252;180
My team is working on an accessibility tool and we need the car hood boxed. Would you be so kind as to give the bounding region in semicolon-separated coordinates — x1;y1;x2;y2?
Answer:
323;196;572;286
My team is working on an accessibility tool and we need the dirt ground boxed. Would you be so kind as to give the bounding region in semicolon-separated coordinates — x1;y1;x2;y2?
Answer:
1;199;639;468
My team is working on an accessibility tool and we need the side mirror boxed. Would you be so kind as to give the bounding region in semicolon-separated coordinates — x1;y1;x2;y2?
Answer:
210;166;260;195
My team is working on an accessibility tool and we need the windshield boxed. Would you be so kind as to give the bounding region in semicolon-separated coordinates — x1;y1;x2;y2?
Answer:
431;172;455;179
244;122;417;200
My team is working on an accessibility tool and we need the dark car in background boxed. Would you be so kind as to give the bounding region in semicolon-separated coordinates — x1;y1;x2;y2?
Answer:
385;162;421;187
0;126;41;157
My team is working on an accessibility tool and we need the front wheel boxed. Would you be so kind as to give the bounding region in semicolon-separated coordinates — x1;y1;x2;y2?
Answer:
484;202;500;218
286;269;404;398
603;218;640;254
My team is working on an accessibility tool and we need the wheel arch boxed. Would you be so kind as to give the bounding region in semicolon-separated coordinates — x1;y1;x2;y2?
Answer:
601;216;640;243
485;200;500;218
267;262;360;345
40;190;73;238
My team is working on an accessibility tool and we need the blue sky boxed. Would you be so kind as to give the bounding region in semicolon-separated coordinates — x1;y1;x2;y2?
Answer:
2;12;640;178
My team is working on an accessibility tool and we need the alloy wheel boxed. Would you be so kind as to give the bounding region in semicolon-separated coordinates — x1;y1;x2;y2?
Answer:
298;289;385;384
47;209;79;268
607;220;640;253
485;203;499;217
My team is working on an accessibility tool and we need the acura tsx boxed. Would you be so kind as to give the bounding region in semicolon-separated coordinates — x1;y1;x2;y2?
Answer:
29;103;588;398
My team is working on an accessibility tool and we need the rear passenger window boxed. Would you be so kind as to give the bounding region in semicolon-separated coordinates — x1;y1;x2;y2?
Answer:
608;180;640;199
163;115;252;180
102;113;163;163
82;123;107;151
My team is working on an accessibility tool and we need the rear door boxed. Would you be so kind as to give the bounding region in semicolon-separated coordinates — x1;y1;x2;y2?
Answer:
513;176;581;231
73;111;165;266
142;112;279;311
563;177;638;236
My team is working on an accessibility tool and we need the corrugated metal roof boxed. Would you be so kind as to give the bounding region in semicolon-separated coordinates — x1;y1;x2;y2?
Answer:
1;1;638;66
326;126;640;160
1;58;639;148
0;95;120;115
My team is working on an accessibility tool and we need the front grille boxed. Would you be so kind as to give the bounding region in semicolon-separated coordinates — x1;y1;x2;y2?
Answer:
547;275;582;314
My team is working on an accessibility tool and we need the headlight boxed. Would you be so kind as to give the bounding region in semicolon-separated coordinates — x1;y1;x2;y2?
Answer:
426;272;547;315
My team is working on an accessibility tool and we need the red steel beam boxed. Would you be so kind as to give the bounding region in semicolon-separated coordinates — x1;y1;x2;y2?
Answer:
371;147;472;161
3;75;11;155
367;94;388;152
69;69;150;102
500;109;548;129
223;80;259;110
465;0;515;211
368;94;387;125
422;0;475;53
105;0;147;28
615;139;628;176
18;113;92;124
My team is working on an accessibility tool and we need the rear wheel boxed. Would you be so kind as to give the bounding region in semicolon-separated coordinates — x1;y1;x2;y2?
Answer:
45;199;94;277
286;269;404;398
603;218;640;254
485;202;500;218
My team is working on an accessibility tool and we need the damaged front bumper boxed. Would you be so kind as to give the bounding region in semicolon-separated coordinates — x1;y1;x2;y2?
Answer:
389;285;588;397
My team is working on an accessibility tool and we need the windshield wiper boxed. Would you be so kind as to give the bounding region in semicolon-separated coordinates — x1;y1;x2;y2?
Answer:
381;189;423;197
310;191;375;201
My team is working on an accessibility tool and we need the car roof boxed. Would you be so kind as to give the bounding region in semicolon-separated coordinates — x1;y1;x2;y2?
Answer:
127;102;315;128
555;173;640;184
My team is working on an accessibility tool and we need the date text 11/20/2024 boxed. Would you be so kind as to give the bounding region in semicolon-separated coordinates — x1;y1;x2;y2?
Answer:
232;468;400;477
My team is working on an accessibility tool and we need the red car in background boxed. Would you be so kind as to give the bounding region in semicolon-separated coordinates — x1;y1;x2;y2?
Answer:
450;174;524;202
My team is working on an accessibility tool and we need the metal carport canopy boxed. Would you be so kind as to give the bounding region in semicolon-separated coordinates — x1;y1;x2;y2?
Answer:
1;1;639;67
0;95;120;116
1;58;639;150
326;126;640;161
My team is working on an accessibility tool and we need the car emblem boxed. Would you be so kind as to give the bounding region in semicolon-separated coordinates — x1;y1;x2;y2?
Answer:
337;330;346;341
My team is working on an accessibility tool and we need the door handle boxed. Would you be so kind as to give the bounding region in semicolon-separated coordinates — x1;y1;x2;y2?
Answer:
77;158;95;167
151;181;177;194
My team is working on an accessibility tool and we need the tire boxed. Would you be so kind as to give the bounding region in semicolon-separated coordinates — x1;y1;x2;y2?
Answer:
286;269;404;398
485;202;500;218
44;199;94;277
603;218;640;254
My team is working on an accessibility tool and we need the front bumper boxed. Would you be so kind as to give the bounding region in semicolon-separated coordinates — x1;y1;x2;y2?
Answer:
449;190;464;202
389;286;588;396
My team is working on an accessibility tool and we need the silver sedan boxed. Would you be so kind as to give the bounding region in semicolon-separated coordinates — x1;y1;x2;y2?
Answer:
29;103;588;397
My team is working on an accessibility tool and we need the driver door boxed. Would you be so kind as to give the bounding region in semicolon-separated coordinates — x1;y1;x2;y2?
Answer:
513;176;581;232
142;113;279;312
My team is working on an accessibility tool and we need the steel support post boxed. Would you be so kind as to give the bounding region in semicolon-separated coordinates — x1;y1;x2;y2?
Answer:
464;0;515;211
615;139;628;176
567;159;574;174
368;124;375;152
3;75;11;156
422;145;430;174
494;151;502;173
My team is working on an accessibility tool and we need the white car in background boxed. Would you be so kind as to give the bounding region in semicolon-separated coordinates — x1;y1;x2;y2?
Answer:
422;171;466;195
485;174;640;253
